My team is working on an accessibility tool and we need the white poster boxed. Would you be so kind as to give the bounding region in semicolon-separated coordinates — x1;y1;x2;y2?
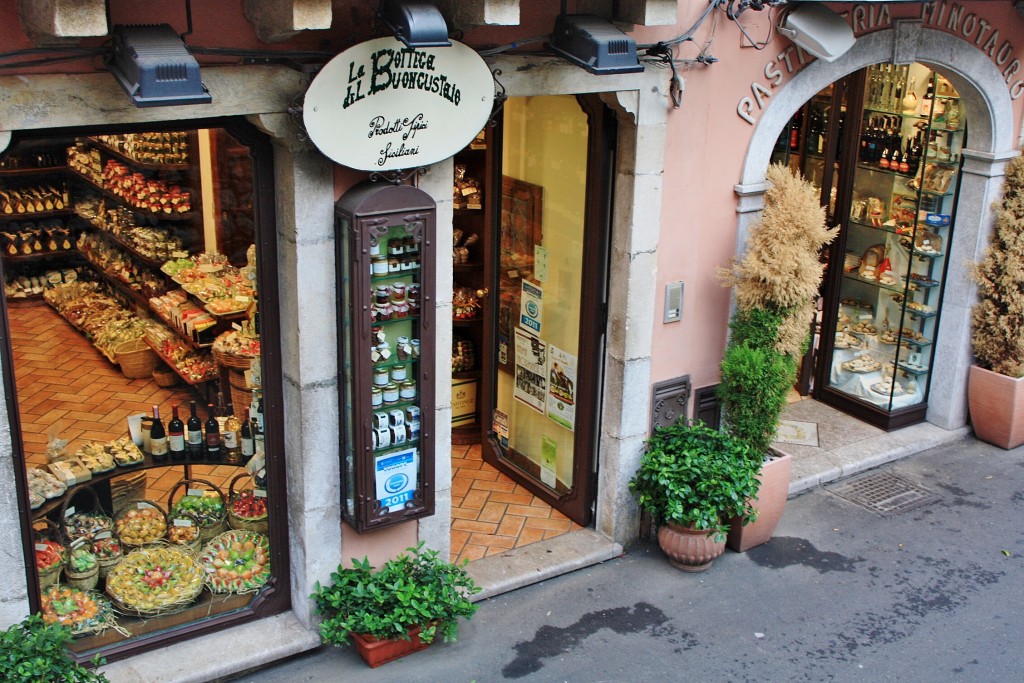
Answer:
546;345;577;430
513;328;547;413
520;280;543;336
375;447;418;509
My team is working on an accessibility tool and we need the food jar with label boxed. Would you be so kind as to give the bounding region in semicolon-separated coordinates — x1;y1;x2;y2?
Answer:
373;367;390;386
388;240;405;256
383;382;400;405
388;257;401;273
371;387;383;407
411;339;420;358
399;379;417;400
393;301;409;318
404;236;419;254
389;282;406;302
407;421;421;441
391;364;407;382
369;240;382;258
371;255;389;275
375;285;391;305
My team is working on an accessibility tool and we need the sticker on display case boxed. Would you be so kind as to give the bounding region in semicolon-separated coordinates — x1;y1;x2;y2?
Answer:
540;436;557;489
303;37;495;171
375;447;418;509
520;281;543;335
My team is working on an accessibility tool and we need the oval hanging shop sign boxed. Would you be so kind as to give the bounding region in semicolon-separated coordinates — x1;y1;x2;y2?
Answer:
303;37;495;172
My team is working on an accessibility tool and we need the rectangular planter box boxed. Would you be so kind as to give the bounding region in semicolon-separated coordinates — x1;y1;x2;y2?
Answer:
351;625;431;668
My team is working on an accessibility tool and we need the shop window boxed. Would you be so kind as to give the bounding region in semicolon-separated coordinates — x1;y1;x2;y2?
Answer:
0;121;288;660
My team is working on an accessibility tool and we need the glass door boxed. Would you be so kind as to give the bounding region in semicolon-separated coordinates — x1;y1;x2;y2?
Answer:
484;95;613;526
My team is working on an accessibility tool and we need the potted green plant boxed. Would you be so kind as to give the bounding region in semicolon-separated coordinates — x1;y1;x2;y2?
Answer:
311;542;480;668
969;152;1024;448
718;163;837;551
0;614;109;682
629;420;761;572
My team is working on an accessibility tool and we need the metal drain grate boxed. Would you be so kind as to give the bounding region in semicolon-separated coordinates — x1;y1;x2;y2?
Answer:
828;471;940;517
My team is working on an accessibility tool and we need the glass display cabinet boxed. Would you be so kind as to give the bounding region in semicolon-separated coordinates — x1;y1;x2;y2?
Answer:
335;182;435;532
822;65;963;427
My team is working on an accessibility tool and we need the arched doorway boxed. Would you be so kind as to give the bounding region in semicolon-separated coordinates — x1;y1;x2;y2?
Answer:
735;24;1018;431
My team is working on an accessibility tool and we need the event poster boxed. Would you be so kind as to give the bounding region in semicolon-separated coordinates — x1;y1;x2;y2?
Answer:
513;328;547;413
546;345;577;430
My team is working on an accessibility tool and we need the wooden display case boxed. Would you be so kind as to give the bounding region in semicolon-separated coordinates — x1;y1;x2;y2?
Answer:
335;182;436;533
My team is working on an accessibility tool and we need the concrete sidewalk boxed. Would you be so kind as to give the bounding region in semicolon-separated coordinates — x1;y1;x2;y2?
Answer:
229;433;1024;682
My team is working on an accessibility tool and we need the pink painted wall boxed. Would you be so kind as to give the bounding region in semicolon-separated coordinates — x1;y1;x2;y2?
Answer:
631;1;1024;395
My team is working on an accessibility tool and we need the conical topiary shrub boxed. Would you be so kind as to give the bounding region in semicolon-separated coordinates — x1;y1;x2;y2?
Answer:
968;152;1024;448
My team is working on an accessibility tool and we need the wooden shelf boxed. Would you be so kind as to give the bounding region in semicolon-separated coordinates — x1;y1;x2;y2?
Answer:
67;166;196;222
86;137;190;172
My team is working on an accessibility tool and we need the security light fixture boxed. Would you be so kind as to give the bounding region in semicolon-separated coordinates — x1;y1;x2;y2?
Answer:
107;24;211;107
547;14;644;75
777;3;856;63
378;0;451;48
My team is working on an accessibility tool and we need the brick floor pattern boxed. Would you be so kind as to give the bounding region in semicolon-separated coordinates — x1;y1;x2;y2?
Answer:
451;443;581;564
10;302;579;557
9;302;237;501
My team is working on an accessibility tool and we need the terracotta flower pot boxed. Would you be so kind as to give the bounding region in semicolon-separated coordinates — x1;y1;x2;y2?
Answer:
726;451;792;553
657;522;725;572
968;365;1024;449
351;625;432;668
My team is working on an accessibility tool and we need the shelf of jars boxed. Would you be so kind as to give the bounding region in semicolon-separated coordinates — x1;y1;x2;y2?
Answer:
87;133;191;171
66;142;196;222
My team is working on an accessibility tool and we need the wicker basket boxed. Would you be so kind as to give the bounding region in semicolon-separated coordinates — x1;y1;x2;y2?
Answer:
60;485;114;545
116;339;160;379
214;348;254;371
33;519;64;588
166;510;203;554
114;499;168;549
152;365;178;387
105;544;204;617
227;473;269;534
93;533;123;579
168;478;228;543
64;540;99;591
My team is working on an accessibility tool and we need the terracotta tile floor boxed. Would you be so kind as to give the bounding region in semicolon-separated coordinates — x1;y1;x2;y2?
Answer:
8;301;236;502
451;443;582;564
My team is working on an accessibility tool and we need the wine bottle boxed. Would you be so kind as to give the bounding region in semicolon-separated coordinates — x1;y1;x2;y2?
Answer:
150;405;168;461
187;400;203;461
240;408;255;461
251;390;265;435
168;404;186;461
919;78;934;118
223;404;242;465
205;403;222;461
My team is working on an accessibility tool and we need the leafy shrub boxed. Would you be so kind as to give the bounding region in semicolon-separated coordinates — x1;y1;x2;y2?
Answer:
311;543;480;646
629;421;760;540
0;614;108;682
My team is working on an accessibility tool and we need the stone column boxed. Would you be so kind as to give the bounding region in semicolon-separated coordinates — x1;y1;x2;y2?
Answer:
252;113;340;628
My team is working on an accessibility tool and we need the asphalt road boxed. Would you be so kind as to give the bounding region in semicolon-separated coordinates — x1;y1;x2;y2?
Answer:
230;435;1024;682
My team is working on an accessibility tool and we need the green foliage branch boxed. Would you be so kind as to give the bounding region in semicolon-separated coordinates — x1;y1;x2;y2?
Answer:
311;542;480;647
